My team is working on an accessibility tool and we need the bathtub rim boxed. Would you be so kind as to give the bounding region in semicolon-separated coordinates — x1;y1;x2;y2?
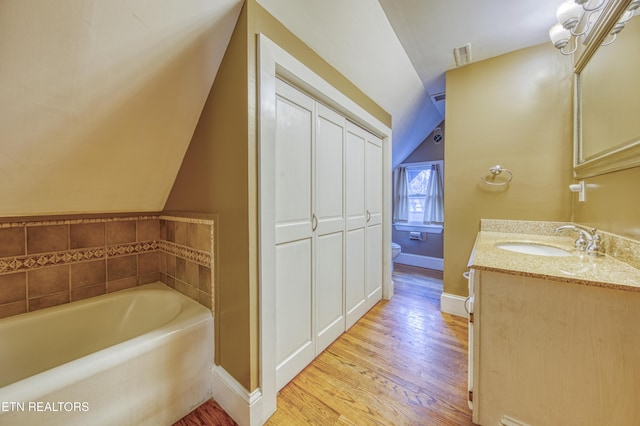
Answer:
0;282;213;403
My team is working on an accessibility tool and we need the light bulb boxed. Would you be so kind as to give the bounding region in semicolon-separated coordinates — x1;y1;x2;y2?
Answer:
557;1;583;30
549;23;571;48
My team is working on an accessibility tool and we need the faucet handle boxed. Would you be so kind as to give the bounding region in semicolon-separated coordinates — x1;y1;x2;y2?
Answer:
574;232;588;251
586;229;605;256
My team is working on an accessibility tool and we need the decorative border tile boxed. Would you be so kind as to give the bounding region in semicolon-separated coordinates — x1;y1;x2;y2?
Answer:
0;240;159;275
159;240;212;267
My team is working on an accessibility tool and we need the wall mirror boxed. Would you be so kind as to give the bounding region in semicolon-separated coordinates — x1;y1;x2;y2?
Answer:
574;0;640;178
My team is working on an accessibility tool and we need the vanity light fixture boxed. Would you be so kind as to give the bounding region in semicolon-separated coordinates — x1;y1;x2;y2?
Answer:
549;0;639;55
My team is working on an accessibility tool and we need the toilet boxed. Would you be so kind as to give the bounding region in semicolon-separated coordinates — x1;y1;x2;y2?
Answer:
391;242;401;271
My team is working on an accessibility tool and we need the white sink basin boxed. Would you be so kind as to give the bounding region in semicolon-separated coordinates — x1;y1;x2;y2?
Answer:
495;242;572;257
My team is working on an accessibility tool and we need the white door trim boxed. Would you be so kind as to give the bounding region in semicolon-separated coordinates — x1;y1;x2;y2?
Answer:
256;33;392;425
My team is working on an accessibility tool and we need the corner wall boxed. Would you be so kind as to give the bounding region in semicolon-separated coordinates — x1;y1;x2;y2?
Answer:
444;43;573;297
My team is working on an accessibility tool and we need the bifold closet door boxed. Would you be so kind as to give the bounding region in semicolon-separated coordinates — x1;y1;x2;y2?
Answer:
314;104;346;354
274;79;315;390
345;122;383;329
365;132;383;307
345;125;367;330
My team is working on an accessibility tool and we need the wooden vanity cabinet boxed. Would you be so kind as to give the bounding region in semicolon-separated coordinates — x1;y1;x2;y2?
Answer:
469;269;640;426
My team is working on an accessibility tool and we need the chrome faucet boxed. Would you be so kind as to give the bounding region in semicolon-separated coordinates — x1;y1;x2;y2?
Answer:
554;225;605;256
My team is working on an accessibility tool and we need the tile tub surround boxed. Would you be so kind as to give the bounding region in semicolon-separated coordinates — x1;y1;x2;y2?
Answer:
471;219;640;291
0;214;215;319
158;216;215;311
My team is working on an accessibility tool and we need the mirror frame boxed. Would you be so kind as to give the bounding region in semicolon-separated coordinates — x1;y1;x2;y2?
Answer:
573;0;640;179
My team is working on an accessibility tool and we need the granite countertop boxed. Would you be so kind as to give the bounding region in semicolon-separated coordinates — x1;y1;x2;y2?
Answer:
468;229;640;292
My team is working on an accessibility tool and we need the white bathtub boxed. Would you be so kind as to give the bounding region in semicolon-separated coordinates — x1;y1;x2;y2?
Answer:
0;282;213;426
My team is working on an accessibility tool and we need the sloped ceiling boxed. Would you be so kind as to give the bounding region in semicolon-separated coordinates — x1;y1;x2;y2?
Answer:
257;0;565;167
0;0;242;216
256;0;443;168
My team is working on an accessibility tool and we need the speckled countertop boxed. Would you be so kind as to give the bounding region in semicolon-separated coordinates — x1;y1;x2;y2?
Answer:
468;220;640;292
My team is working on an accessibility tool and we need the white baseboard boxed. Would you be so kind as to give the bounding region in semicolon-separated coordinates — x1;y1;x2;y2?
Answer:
210;365;274;426
394;253;443;271
440;292;468;318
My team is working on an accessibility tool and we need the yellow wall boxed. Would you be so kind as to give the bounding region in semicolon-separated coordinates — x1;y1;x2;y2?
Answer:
444;43;574;297
573;167;640;240
165;0;390;391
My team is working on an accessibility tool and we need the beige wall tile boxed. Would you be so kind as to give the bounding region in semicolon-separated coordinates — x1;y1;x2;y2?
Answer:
0;272;26;304
70;223;105;249
165;220;175;242
138;271;161;285
27;225;68;254
28;265;69;298
198;265;212;293
107;255;137;281
138;252;160;275
166;253;176;277
107;276;137;292
106;221;136;245
175;257;186;281
72;283;105;301
175;221;187;245
0;227;25;257
138;219;160;241
186;261;199;286
70;260;106;288
0;300;27;319
29;292;69;311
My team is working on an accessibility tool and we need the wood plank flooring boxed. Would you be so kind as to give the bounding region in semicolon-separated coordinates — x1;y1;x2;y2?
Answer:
175;264;473;426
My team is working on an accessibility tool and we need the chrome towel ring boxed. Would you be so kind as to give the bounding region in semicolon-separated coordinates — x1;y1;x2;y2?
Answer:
480;165;513;186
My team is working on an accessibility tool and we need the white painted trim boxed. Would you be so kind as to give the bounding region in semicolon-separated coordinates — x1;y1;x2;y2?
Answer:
394;253;443;271
210;365;264;426
210;365;269;426
393;223;443;233
258;33;393;425
440;292;468;318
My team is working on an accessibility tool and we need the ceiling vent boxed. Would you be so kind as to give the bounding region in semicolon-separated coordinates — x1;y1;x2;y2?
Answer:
431;91;446;103
453;43;472;67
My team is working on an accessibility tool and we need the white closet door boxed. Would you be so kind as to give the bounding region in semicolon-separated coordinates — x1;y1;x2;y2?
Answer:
344;124;367;329
274;79;315;390
365;133;383;307
315;104;346;353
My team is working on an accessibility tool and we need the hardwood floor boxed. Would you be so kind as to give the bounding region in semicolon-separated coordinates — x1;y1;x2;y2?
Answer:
175;264;473;425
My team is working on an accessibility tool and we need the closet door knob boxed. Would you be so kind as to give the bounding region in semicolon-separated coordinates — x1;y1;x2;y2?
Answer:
366;210;371;223
312;214;318;231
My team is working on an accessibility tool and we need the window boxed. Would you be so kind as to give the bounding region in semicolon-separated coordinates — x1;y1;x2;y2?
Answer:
393;161;444;229
406;166;431;223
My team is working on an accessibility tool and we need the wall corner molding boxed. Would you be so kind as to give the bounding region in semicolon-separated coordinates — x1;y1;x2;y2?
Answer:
210;365;273;426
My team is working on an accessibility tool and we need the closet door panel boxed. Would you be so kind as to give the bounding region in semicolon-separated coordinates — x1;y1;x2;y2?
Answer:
345;128;366;231
275;80;314;245
274;79;315;390
315;103;346;352
275;239;314;390
316;105;345;235
364;130;383;308
366;222;383;306
345;227;366;329
316;231;344;352
366;136;383;226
